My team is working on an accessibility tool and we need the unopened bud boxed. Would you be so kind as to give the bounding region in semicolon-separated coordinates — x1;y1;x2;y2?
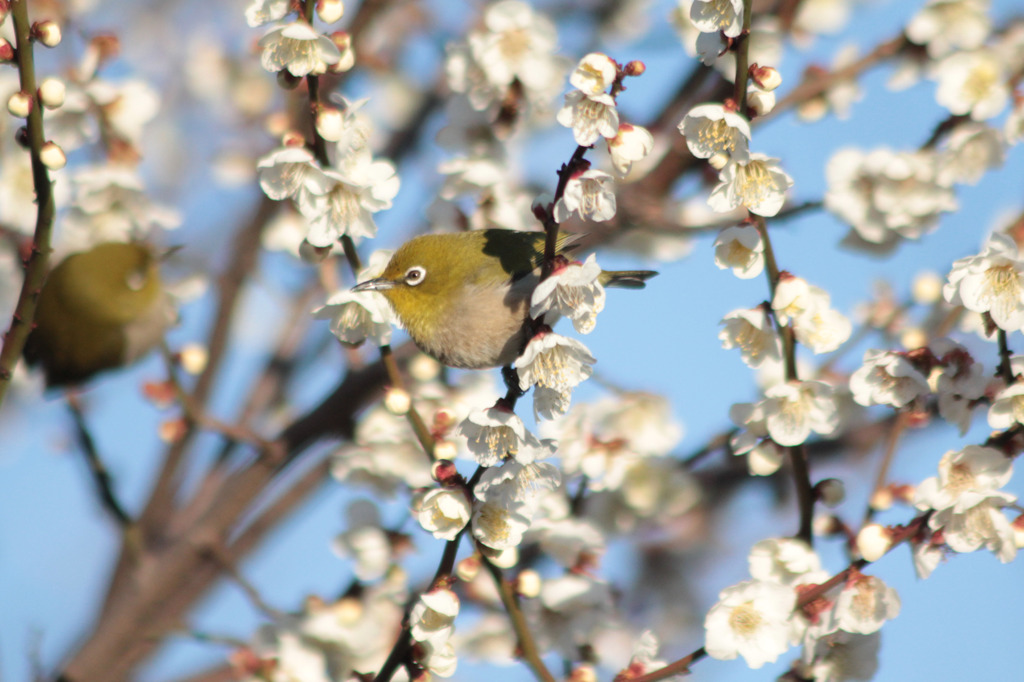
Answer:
317;0;344;24
708;151;729;170
796;96;828;122
1012;514;1024;549
7;91;32;118
179;343;208;375
900;328;927;352
433;439;457;461
316;106;344;142
812;513;842;537
455;555;480;582
515;569;542;598
276;69;302;90
815;478;845;508
431;458;458;484
747;87;776;117
32;20;62;47
384;387;412;415
623;60;645;77
568;664;597;682
0;38;13;62
38;77;66;109
912;271;943;305
749;64;782;91
409;353;441;382
856;523;892;562
159;417;188;443
480;544;518;568
869;487;894;512
14;126;28;149
329;31;354;72
39;141;66;170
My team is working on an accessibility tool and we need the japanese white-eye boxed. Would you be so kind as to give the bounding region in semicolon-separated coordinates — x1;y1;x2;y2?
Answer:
24;241;176;388
353;229;656;369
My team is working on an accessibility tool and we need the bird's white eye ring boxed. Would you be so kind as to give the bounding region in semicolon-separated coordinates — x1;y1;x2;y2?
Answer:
404;266;426;286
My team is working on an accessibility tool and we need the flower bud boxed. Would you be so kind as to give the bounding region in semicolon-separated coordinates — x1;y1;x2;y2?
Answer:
409;353;441;382
40;141;66;170
329;32;355;73
815;478;845;508
623;60;645;77
179;343;209;375
869;487;893;511
384;387;412;415
433;439;457;461
14;126;29;149
0;38;13;62
7;91;32;118
38;77;66;109
856;523;892;562
276;70;302;90
298;239;332;264
455;555;480;582
515;569;542;598
317;0;344;24
32;20;62;48
431;458;458;484
749;64;782;91
747;87;776;117
159;417;188;443
568;665;597;682
316;106;344;141
911;271;943;305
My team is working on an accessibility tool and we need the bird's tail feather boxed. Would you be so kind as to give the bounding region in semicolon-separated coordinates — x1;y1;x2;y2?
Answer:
600;270;658;289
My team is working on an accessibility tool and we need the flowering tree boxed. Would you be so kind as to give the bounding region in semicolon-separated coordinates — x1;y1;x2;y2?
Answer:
0;0;1022;681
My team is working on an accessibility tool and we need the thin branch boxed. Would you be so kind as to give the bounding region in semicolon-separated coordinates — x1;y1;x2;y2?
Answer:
66;395;135;530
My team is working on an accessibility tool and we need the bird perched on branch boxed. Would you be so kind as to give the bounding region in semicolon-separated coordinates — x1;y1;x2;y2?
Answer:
353;229;656;370
24;241;177;388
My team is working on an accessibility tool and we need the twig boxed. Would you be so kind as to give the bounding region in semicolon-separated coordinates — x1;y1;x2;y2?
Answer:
0;0;58;409
66;395;134;530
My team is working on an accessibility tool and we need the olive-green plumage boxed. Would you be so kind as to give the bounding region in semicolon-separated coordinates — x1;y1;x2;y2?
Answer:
24;242;176;387
354;229;656;369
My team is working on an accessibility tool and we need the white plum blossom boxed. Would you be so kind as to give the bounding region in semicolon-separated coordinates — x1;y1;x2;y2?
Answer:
419;639;458;677
415;489;472;541
472;497;533;550
719;306;782;368
258;21;341;77
714;224;764;279
944;232;1024;330
607;123;654;177
799;630;881;682
516;332;596;392
568;52;618;98
314;250;396;346
762;380;839;447
531;515;606;568
937;122;1006;186
748;538;825;587
680;103;751;163
914;445;1014;514
257;146;329;201
932;340;989;434
912;534;947;579
410;589;460;645
729;402;786;475
849;349;931;408
772;275;851;354
690;0;744;38
906;0;991;57
300;152;400;246
832;574;901;635
553;169;617;222
932;499;1017;562
708;153;793;217
557;90;619;147
455;405;555;467
825;147;957;249
331;500;391;581
704;579;796;669
538;574;615;659
245;0;290;27
934;49;1009;120
989;382;1024;430
530;254;606;333
474;461;561;505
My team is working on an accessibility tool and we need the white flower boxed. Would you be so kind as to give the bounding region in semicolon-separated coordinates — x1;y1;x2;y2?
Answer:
937;122;1005;186
825;147;957;248
419;639;458;677
933;340;988;435
708;153;793;217
913;445;1014;514
455;405;555;466
553;169;617;222
314;288;394;346
935;49;1008;120
832;574;900;635
538;575;614;658
474;461;561;505
714;224;764;279
556;90;619;147
912;535;946;579
331;500;391;581
943;232;1024;330
719;306;782;368
470;1;560;92
931;498;1017;562
679;103;751;162
245;0;290;27
472;497;533;550
748;538;824;587
849;349;930;408
516;332;596;392
906;0;990;58
704;580;797;669
762;380;839;446
690;0;744;38
300;152;400;246
988;382;1024;430
530;254;606;333
569;52;618;97
799;631;880;682
531;516;605;568
607;123;654;178
258;21;341;77
772;276;851;354
257;146;329;201
415;489;472;541
410;589;460;644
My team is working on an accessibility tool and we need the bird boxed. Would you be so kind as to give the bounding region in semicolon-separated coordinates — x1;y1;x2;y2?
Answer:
352;229;656;370
24;241;177;388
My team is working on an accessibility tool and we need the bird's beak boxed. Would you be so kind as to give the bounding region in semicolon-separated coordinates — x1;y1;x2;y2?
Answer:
352;277;395;292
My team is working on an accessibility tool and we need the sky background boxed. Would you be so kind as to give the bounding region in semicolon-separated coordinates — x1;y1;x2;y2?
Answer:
1;0;1023;681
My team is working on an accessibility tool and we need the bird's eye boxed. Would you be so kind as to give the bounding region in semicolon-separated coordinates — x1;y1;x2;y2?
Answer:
404;266;426;286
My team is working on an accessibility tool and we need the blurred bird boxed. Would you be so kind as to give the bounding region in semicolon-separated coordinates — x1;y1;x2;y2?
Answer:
353;229;656;369
24;241;177;388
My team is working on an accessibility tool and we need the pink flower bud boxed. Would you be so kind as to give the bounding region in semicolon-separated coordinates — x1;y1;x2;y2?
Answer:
32;20;62;48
